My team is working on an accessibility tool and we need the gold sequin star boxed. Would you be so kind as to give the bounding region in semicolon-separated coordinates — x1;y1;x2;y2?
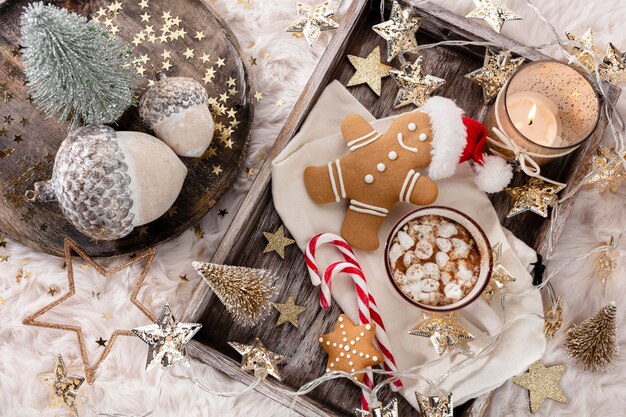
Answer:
346;46;394;96
273;295;306;328
372;1;422;61
285;1;339;47
355;399;398;417
39;355;85;415
389;57;446;108
565;29;598;71
466;0;522;33
263;225;295;259
415;392;453;417
409;312;474;356
505;178;565;218
599;43;626;85
229;337;286;380
465;48;525;103
587;146;626;193
482;242;516;303
512;361;568;413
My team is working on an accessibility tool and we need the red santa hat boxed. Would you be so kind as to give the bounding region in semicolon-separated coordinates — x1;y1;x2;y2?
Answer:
420;96;513;193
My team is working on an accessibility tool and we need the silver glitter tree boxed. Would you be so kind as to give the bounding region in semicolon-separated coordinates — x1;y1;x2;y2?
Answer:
20;2;135;127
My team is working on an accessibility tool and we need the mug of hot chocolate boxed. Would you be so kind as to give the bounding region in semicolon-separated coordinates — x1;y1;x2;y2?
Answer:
385;207;493;312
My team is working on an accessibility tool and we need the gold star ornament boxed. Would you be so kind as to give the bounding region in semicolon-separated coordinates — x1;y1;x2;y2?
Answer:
587;146;626;193
565;29;598;71
346;46;394;96
273;295;307;328
132;303;202;370
372;1;422;62
599;43;626;85
466;0;522;33
465;48;525;103
389;57;446;108
415;391;453;417
512;360;568;413
263;225;296;259
544;297;563;340
229;337;286;380
39;355;85;415
482;242;516;304
285;1;339;47
409;312;474;356
505;178;565;218
596;237;620;296
354;398;398;417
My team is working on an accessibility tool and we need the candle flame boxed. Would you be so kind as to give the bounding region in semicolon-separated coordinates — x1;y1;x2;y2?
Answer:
528;104;537;126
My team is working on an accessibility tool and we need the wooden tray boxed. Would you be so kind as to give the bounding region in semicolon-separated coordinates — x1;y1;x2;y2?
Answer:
0;0;253;257
182;1;620;416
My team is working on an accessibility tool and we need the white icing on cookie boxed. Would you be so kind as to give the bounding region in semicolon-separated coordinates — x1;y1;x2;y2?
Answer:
364;174;374;184
397;132;418;153
419;133;428;141
377;163;385;172
388;151;398;160
408;122;417;131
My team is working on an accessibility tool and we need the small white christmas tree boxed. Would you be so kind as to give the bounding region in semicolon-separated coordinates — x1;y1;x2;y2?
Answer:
20;2;135;127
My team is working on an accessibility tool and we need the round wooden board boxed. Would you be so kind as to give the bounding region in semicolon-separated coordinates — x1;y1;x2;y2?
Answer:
0;0;254;257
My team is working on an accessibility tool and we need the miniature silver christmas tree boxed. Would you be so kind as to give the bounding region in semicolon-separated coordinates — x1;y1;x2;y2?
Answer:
20;2;135;127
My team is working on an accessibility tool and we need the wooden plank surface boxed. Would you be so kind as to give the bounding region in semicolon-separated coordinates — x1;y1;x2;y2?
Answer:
0;0;253;257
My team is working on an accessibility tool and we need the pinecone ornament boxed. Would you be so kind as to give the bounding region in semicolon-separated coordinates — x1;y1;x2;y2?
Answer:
27;125;187;240
139;76;214;157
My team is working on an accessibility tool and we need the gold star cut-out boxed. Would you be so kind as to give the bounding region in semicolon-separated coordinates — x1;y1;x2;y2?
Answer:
263;225;295;259
415;392;453;417
275;99;285;107
466;0;522;33
409;312;474;356
372;1;422;62
254;91;263;101
161;50;171;60
246;167;255;177
227;77;237;87
215;57;226;67
355;399;398;417
599;43;626;85
23;239;157;384
505;178;566;218
512;360;568;413
212;165;223;176
199;53;211;63
249;56;257;66
286;1;339;47
140;12;151;22
183;48;195;59
465;48;525;103
273;295;306;328
346;46;394;96
389;57;446;108
195;31;206;41
47;286;58;297
482;241;516;304
229;337;286;380
565;29;598;71
39;355;85;415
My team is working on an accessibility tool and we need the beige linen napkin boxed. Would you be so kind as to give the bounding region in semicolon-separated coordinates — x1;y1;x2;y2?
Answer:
271;81;545;408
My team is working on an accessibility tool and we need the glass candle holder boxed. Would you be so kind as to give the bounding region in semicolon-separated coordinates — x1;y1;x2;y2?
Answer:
485;60;600;165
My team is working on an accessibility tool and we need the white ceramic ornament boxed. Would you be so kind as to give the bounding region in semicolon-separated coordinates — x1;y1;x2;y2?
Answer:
139;76;214;157
27;125;187;240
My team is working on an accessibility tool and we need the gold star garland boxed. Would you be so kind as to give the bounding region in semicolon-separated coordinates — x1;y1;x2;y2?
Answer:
587;146;626;193
465;48;525;103
389;57;446;108
544;297;563;340
229;337;286;380
565;29;598;72
415;392;454;417
482;242;516;304
596;237;620;296
409;312;474;356
372;1;422;62
354;398;398;417
285;1;339;47
505;178;566;218
599;43;626;85
466;0;522;33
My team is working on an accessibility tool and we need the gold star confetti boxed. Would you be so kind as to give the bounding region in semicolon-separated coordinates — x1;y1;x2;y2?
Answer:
512;361;567;413
162;60;172;71
47;286;58;297
246;167;255;178
203;67;216;83
415;392;453;417
262;225;295;259
466;0;522;33
212;164;223;175
101;312;113;320
273;295;306;328
544;297;563;340
167;206;178;217
409;312;474;356
482;242;516;303
229;337;286;380
355;399;398;417
254;91;263;101
249;56;257;66
223;138;234;149
96;337;107;347
258;150;267;161
565;29;598;71
199;53;211;63
372;1;422;61
346;46;394;96
587;146;626;193
505;178;565;218
285;1;339;47
179;274;189;283
599;43;626;85
194;224;204;239
262;50;271;59
0;254;9;262
183;48;195;59
465;48;525;103
140;12;151;22
215;57;226;67
275;99;285;107
389;57;446;108
195;30;206;41
39;355;85;415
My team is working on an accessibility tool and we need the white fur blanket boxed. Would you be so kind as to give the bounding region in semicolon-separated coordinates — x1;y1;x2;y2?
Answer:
0;1;624;416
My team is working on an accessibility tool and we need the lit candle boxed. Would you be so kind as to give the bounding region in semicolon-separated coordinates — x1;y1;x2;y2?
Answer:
507;91;563;147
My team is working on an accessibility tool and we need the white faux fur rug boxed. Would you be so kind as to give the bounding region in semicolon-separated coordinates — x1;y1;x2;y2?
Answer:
0;1;624;416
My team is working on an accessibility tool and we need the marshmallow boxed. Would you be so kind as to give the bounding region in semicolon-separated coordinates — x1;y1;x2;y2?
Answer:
420;278;439;293
437;222;458;238
397;230;415;251
435;237;452;253
451;238;470;259
414;240;434;259
444;283;464;301
436;251;450;268
389;243;403;265
423;262;440;280
406;264;425;282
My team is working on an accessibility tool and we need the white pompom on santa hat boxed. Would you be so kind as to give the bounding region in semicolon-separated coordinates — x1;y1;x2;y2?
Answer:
419;96;513;193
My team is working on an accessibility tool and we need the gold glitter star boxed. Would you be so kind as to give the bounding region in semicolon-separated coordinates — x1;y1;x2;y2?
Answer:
275;99;285;107
355;398;398;417
102;312;113;320
505;178;566;218
544;297;563;340
346;46;394;96
372;1;422;61
212;164;223;176
229;337;286;380
254;91;263;101
215;57;226;67
512;361;568;413
195;31;206;41
409;312;474;356
483;241;516;303
466;0;522;33
565;29;598;71
47;286;58;297
465;48;525;103
599;43;626;85
587;146;626;193
183;48;195;59
285;1;339;47
262;225;295;259
39;355;84;415
415;392;453;417
273;295;306;328
389;57;446;108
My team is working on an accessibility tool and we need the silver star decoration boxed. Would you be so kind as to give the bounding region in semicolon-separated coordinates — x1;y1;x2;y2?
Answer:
416;392;454;417
229;337;286;380
389;56;446;108
466;0;522;33
286;1;339;47
39;355;85;416
372;1;422;62
132;303;202;371
354;398;398;417
505;178;566;218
